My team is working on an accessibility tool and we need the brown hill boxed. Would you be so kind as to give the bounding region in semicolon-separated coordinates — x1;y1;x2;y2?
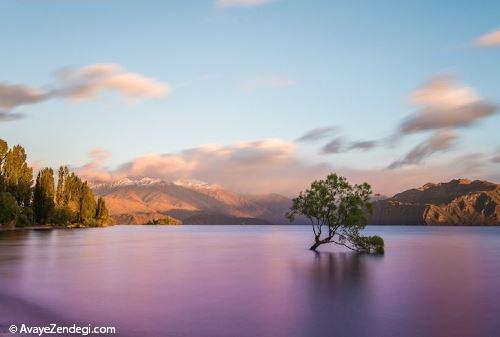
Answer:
370;179;500;225
92;178;292;225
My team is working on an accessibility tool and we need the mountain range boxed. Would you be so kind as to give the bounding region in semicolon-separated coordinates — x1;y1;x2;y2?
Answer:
370;178;499;225
91;178;292;225
91;177;500;226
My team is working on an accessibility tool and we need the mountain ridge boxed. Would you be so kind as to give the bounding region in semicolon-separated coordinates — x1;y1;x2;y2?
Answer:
370;179;499;225
92;177;500;226
92;178;291;225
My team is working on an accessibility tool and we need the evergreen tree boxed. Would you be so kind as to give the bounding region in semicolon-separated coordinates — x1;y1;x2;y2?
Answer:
79;182;96;224
56;166;69;206
95;197;110;225
0;138;8;191
0;139;7;162
33;168;55;224
2;145;33;207
0;192;21;225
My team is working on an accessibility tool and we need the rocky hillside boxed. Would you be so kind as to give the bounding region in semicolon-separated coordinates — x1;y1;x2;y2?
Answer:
91;178;292;225
92;177;499;226
370;179;500;225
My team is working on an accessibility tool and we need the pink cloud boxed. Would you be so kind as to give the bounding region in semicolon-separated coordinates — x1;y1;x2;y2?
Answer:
475;29;500;48
76;138;498;197
0;63;170;121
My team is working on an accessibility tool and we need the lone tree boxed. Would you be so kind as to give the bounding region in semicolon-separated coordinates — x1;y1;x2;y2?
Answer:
286;173;384;254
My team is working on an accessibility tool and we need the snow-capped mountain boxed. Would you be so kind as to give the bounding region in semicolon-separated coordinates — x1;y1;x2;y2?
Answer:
91;177;294;225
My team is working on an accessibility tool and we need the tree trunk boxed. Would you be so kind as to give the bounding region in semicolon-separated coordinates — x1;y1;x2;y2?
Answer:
309;242;320;251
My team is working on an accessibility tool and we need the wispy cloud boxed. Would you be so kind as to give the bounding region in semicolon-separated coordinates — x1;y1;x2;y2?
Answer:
321;137;344;154
0;111;25;122
475;29;500;48
388;131;457;169
54;64;168;100
77;147;113;182
0;83;46;111
347;140;379;151
216;0;273;9
492;148;500;163
296;126;337;142
77;136;498;197
0;63;170;121
78;138;331;195
400;75;497;134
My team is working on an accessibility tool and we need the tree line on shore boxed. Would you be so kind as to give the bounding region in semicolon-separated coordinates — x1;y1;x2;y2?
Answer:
0;138;111;228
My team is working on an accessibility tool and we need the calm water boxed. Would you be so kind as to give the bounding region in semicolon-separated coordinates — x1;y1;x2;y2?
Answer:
1;225;500;337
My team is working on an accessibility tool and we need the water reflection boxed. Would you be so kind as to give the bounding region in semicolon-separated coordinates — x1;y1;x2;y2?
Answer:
1;226;500;337
287;251;382;337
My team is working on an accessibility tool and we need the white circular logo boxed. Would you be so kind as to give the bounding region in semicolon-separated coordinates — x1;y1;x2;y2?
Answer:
9;325;18;333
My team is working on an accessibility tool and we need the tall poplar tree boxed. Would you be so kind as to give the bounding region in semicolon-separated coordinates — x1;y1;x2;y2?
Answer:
79;182;96;224
56;166;69;206
2;145;33;207
0;139;8;191
95;197;110;224
33;168;56;224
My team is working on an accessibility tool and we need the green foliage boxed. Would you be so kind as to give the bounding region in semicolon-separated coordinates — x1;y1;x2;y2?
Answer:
0;139;111;229
55;166;69;206
0;139;7;160
350;235;385;255
51;206;76;226
145;216;180;225
94;197;111;226
22;207;34;225
0;192;21;225
0;139;7;191
287;173;384;255
78;182;96;224
54;167;110;226
1;145;33;207
33;168;56;224
15;213;31;227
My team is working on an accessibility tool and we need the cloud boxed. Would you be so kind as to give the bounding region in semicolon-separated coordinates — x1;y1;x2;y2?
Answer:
453;153;488;172
296;126;337;142
77;136;499;197
0;111;25;121
216;0;273;8
347;140;379;151
78;139;330;195
0;83;46;111
400;75;497;134
475;29;500;47
321;137;344;154
0;64;169;121
244;74;295;92
77;147;113;182
492;148;500;163
53;64;168;100
388;131;458;169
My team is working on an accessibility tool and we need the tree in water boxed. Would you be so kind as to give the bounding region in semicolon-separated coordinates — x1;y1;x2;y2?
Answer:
2;145;33;207
286;173;384;254
33;168;56;224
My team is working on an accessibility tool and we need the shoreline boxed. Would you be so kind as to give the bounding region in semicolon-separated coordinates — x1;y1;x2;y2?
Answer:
2;224;500;232
0;224;105;232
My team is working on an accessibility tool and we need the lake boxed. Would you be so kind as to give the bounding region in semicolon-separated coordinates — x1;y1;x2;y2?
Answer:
1;225;500;337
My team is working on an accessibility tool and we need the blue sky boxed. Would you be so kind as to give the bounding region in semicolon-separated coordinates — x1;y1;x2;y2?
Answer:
0;0;499;195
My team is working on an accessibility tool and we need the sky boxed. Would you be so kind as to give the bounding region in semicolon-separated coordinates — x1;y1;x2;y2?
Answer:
0;0;499;196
